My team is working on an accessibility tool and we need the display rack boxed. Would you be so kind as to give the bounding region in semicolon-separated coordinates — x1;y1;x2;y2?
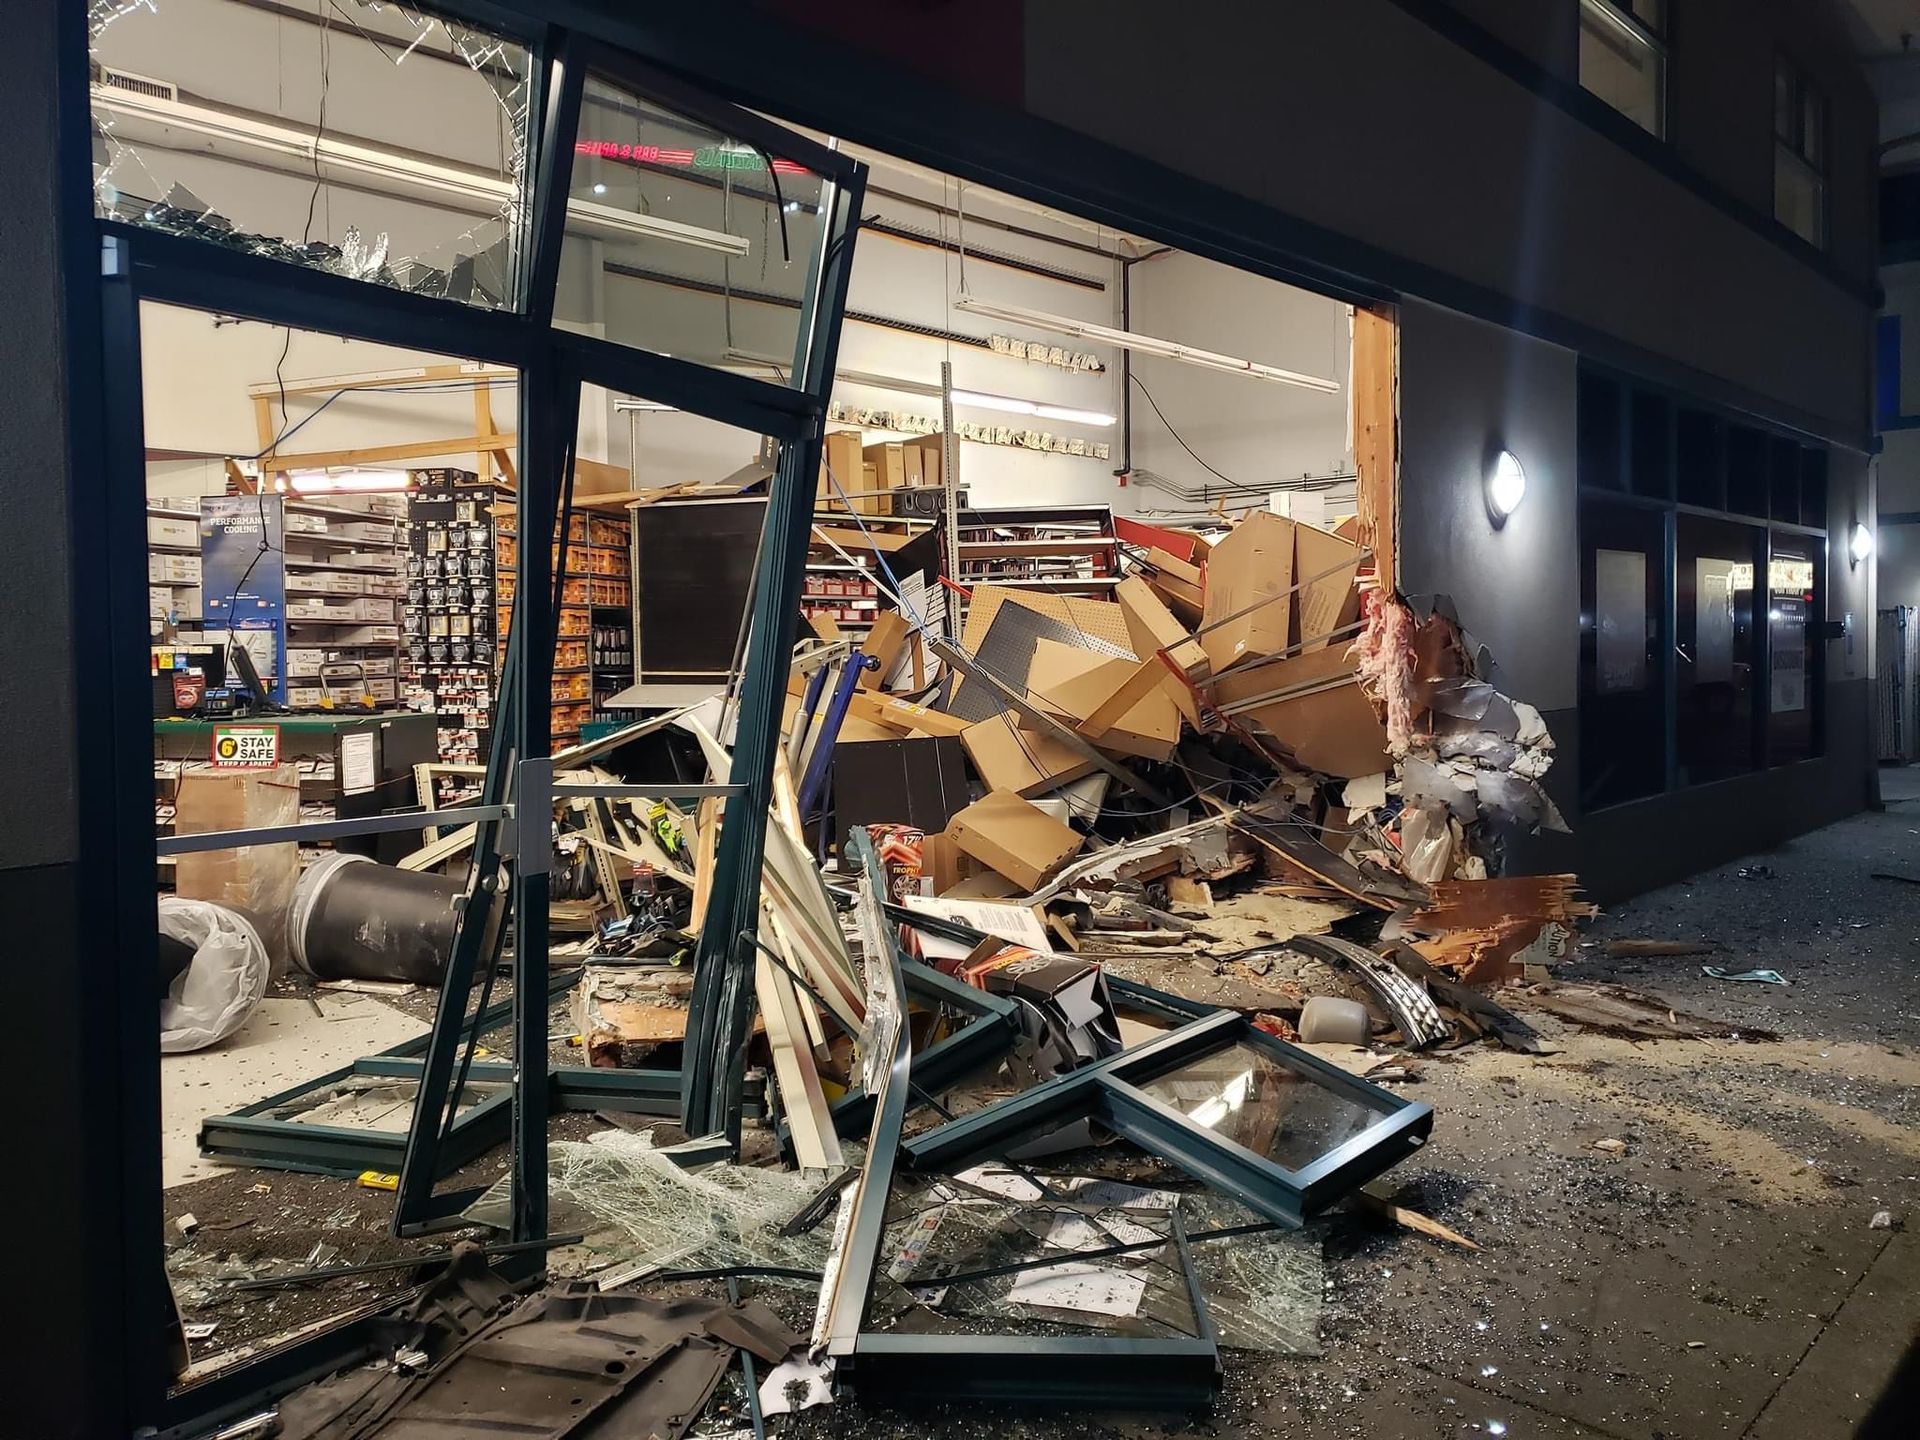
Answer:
146;505;205;638
281;495;406;709
402;471;502;806
953;503;1120;594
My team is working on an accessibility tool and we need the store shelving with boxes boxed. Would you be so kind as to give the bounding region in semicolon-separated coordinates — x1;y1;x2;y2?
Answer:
146;506;205;637
282;496;407;707
404;472;633;768
952;503;1120;595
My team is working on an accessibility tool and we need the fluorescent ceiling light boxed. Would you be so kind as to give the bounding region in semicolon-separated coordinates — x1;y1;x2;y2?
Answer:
92;86;748;257
284;468;411;494
842;373;1114;426
1035;402;1117;426
953;296;1339;393
949;387;1037;418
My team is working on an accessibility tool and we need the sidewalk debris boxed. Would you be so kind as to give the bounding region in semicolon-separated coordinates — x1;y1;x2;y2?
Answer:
1703;965;1791;986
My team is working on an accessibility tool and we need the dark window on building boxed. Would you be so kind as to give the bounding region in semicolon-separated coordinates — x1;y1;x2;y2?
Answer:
1800;449;1828;530
1578;371;1625;490
1767;533;1823;764
1725;425;1769;518
1578;369;1829;811
1676;514;1762;784
1579;0;1667;137
1768;436;1801;523
1774;57;1827;248
1579;499;1667;810
1629;390;1673;499
1676;408;1723;509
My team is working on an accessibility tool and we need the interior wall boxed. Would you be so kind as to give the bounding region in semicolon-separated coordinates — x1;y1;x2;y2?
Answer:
138;304;513;495
1126;250;1351;520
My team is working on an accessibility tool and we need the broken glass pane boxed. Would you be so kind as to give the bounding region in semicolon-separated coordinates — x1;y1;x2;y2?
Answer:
1131;1041;1386;1171
88;0;531;310
556;71;830;382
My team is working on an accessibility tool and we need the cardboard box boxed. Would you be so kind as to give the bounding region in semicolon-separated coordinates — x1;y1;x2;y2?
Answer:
1141;547;1204;623
906;434;943;489
148;553;202;584
1115;575;1208;728
1024;638;1119;720
1200;510;1294;673
149;585;172;618
1209;644;1389;779
860;443;905;515
859;610;912;690
1292;521;1363;652
844;691;972;738
174;763;300;967
946;789;1084;892
1035;655;1180;762
817;430;864;514
961;713;1098;797
147;516;197;548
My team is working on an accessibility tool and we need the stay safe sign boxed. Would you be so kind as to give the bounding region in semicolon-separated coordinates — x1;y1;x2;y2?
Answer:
211;725;279;769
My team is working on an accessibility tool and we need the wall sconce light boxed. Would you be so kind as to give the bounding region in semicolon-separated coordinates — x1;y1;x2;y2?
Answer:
1485;448;1526;524
1849;522;1873;567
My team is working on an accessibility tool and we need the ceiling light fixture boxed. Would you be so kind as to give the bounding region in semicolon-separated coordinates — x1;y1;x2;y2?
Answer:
92;86;750;257
841;373;1114;426
1485;449;1526;522
285;468;412;494
953;296;1339;393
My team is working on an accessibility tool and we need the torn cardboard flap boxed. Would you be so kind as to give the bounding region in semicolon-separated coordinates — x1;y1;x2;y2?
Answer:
1200;510;1295;673
1140;547;1205;623
1292;522;1363;652
1116;575;1210;728
947;789;1085;892
1212;646;1390;779
1045;657;1181;762
962;713;1100;797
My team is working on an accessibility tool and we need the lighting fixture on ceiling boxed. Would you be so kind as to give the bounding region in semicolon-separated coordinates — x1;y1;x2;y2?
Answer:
948;388;1116;426
837;370;1113;426
952;296;1339;393
283;468;412;494
1485;449;1526;522
1850;522;1874;566
92;85;749;257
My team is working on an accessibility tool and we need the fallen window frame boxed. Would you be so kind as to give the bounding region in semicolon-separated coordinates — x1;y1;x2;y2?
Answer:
197;971;751;1182
901;1009;1434;1229
813;834;1223;1409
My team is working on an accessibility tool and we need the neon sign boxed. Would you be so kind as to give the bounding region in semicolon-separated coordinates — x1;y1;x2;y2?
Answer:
574;141;808;176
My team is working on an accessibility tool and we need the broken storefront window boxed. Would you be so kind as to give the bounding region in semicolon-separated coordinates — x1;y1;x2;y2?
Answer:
89;0;532;308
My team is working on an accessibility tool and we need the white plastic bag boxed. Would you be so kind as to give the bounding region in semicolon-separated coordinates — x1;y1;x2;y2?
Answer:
159;896;269;1053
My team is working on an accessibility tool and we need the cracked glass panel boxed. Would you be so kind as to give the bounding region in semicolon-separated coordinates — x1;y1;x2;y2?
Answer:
89;0;531;309
556;71;830;383
1130;1042;1385;1172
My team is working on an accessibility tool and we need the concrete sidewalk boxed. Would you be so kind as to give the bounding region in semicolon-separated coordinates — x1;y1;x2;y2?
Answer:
790;776;1920;1439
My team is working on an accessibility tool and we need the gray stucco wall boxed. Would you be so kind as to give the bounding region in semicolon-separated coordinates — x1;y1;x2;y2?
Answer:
1021;0;1873;439
1397;300;1582;715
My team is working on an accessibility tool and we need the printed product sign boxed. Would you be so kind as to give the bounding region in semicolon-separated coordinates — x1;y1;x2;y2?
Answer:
211;725;279;769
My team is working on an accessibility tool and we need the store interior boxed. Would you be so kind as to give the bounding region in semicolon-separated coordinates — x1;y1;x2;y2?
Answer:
106;0;1382;1381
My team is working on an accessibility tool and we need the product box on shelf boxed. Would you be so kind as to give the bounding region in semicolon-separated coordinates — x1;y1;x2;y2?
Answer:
147;516;197;548
148;554;201;584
